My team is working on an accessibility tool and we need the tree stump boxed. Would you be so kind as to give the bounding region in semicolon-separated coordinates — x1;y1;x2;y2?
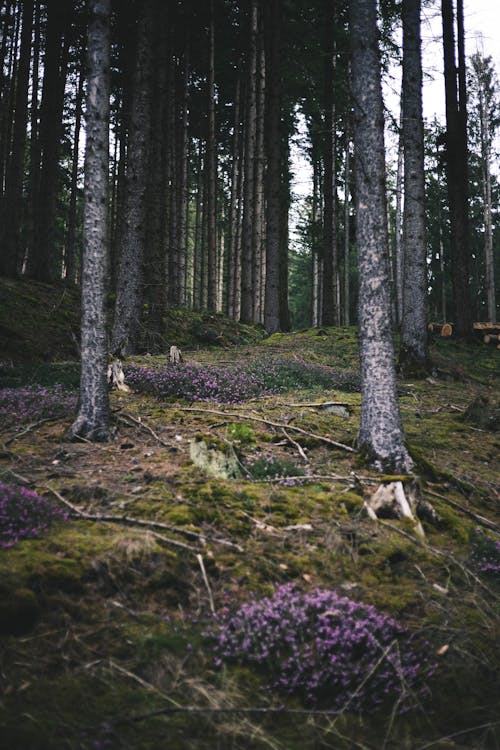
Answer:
107;360;130;392
169;346;183;364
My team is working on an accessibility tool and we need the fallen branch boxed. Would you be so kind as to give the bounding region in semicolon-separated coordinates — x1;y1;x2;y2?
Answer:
197;553;215;615
424;489;500;534
4;417;61;446
117;413;169;448
178;407;355;453
282;428;309;463
46;485;243;552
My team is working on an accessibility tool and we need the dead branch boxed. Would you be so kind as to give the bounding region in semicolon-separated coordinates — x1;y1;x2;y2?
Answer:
117;413;170;448
196;553;215;615
424;489;500;534
4;416;61;446
46;485;243;552
178;407;356;453
282;428;309;463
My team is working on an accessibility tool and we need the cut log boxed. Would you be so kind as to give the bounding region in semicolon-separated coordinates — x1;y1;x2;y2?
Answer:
428;323;453;337
483;334;500;344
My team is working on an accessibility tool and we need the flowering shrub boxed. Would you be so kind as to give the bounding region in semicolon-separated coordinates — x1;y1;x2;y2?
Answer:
0;385;76;429
126;357;359;404
0;482;68;549
208;584;434;711
470;528;500;578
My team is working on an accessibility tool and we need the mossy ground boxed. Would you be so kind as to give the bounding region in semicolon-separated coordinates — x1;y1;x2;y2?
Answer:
0;282;499;749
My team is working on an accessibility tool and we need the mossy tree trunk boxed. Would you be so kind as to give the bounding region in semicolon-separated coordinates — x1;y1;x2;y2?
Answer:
68;0;111;443
349;0;413;473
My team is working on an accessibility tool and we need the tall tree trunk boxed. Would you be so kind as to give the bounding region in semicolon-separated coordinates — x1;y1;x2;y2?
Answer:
322;0;339;326
399;0;428;374
472;55;496;323
69;0;111;442
0;0;19;198
343;133;351;326
264;0;281;333
177;45;190;309
143;1;168;350
65;54;85;285
240;0;258;323
111;0;153;355
441;0;473;336
206;0;217;311
227;75;242;319
32;0;70;282
24;0;40;274
279;132;290;331
0;0;33;276
394;111;404;325
349;0;412;472
253;25;265;324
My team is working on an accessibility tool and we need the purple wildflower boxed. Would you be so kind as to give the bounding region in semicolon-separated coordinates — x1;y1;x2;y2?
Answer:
0;481;69;548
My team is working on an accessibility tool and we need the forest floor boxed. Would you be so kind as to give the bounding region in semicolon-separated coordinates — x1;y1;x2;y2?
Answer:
0;278;499;749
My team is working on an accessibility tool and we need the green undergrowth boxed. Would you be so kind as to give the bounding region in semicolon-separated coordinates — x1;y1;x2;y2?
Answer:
1;292;499;748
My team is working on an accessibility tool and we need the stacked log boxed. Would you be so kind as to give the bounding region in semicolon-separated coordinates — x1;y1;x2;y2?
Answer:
427;322;500;348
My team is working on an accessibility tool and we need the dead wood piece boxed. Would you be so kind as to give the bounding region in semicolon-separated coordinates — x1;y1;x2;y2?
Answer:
118;413;170;447
169;345;183;364
428;323;453;336
282;428;308;463
108;360;130;392
363;480;425;538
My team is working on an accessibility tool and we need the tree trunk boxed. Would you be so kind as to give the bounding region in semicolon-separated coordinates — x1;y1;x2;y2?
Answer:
263;0;282;333
227;75;242;319
394;110;404;325
0;0;33;277
441;0;473;336
111;0;154;355
65;52;85;285
252;28;265;324
343;132;351;326
240;0;258;323
31;0;70;282
206;0;217;311
321;0;339;327
349;0;412;473
68;0;111;442
399;0;428;374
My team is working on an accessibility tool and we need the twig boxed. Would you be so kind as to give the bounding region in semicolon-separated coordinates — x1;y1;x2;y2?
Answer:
378;519;499;603
115;706;344;725
282;428;309;463
196;553;215;615
46;485;198;552
46;485;243;552
415;721;500;750
117;413;170;448
4;417;60;446
280;401;351;408
0;467;34;485
108;659;181;707
178;407;355;453
424;488;500;534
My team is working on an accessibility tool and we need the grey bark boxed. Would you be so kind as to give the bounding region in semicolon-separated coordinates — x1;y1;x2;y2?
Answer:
349;0;412;472
399;0;428;373
394;111;404;325
206;0;218;311
441;0;473;335
264;0;281;333
240;0;258;323
343;133;351;326
65;54;85;285
111;0;154;355
68;0;111;442
253;31;266;324
0;0;33;276
227;75;242;319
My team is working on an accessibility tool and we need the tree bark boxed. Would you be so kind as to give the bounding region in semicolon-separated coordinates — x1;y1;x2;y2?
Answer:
399;0;428;374
111;0;154;355
206;0;218;311
68;0;111;442
264;0;281;333
441;0;473;336
65;51;85;285
0;0;33;276
349;0;412;472
321;0;339;327
240;0;258;323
